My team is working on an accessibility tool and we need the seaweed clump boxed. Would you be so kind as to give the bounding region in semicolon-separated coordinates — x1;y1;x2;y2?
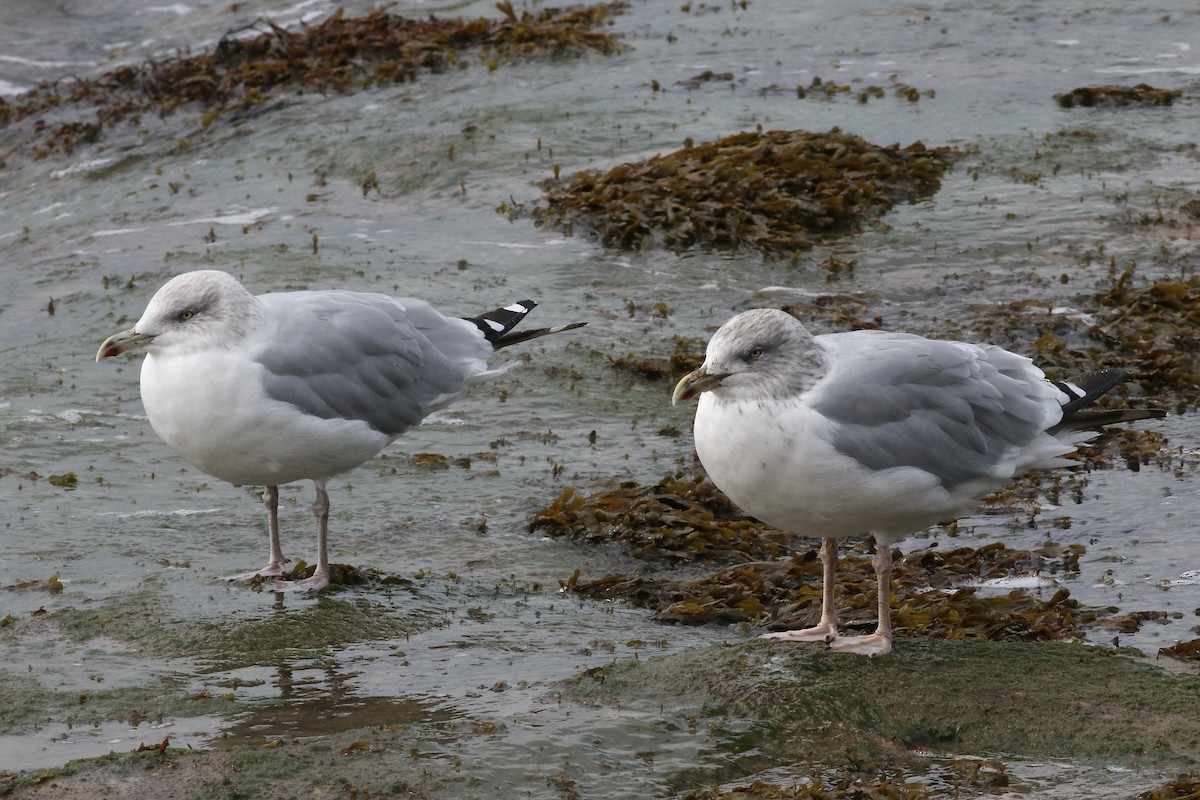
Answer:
1139;773;1200;799
609;269;1197;413
568;537;1103;641
681;755;1009;800
0;2;629;162
526;128;956;256
535;468;1147;643
1159;638;1200;663
1054;84;1182;108
608;333;707;382
530;472;795;563
793;75;935;105
682;772;934;800
1088;267;1200;409
977;266;1200;412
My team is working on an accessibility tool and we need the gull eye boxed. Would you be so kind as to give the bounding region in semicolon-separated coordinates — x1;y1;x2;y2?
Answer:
746;346;766;362
178;309;196;322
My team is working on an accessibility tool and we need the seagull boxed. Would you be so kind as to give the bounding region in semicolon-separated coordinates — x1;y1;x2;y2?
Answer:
98;270;585;592
672;307;1164;657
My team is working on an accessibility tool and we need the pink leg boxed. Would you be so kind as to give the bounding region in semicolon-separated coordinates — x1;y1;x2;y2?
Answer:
225;485;288;581
760;537;840;643
828;540;893;657
274;480;332;592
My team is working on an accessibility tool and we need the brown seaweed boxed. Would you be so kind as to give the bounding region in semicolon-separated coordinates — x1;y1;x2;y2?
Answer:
0;3;629;162
536;462;1174;645
531;471;795;563
1054;84;1182;108
525;128;957;256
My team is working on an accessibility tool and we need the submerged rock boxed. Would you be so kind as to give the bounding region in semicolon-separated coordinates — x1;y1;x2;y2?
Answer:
567;639;1200;796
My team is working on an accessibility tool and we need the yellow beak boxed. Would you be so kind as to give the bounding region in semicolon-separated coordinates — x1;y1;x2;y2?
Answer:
672;367;728;405
96;328;156;361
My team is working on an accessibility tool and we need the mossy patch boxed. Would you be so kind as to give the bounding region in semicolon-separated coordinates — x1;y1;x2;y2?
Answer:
49;583;437;671
518;128;956;257
0;719;530;800
1;743;383;800
0;578;439;737
0;670;226;738
569;639;1200;785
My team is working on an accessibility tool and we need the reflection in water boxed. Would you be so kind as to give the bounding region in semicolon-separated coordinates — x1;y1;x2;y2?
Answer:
196;592;459;745
217;657;458;745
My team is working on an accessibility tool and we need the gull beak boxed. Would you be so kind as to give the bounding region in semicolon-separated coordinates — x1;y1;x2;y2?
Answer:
96;328;156;362
672;367;728;405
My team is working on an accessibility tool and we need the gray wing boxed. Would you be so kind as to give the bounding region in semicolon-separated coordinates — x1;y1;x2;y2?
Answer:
808;330;1059;488
253;291;490;435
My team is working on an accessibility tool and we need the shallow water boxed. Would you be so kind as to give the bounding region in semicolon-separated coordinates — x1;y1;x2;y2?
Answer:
2;0;1200;795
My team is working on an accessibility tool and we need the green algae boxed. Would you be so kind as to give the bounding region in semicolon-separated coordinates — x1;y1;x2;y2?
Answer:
0;669;227;738
1;747;189;799
3;587;1194;798
50;588;436;671
2;744;337;800
3;721;517;800
569;639;1200;786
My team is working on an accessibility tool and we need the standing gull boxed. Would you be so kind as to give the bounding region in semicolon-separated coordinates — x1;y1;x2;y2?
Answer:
672;308;1164;657
98;270;585;592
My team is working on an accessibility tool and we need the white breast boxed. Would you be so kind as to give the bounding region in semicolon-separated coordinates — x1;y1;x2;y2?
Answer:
139;348;389;486
692;393;993;542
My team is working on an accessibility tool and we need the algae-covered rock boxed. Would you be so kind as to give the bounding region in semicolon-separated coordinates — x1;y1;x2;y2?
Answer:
569;639;1200;782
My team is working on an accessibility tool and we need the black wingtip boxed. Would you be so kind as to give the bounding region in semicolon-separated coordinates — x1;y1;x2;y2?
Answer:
465;301;585;349
1052;369;1131;414
466;300;538;345
1050;368;1166;433
493;320;587;349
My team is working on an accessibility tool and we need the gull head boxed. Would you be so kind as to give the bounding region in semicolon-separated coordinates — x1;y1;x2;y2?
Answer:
672;308;825;405
96;270;261;361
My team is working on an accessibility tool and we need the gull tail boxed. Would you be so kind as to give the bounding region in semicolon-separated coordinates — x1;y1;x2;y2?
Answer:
466;300;586;349
1048;368;1166;434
